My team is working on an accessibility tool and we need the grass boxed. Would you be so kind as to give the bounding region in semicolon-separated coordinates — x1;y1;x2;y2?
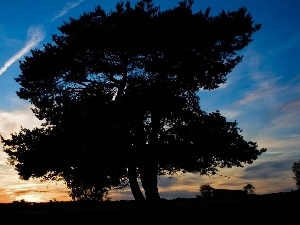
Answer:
0;191;299;223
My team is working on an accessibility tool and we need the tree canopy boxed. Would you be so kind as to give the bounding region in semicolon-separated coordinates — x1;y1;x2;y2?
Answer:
1;0;266;204
243;183;256;194
292;160;300;190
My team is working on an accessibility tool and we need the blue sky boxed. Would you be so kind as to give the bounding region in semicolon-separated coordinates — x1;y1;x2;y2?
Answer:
0;0;299;203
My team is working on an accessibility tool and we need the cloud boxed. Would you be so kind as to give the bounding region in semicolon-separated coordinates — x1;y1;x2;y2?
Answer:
0;178;70;203
50;0;86;22
237;76;286;105
280;100;300;112
0;0;86;76
0;103;69;203
219;109;240;119
269;100;300;131
244;159;295;177
0;103;42;139
236;78;300;140
0;26;45;76
257;135;300;151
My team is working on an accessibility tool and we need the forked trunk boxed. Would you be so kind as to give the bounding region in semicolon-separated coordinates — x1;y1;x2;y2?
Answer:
139;160;160;208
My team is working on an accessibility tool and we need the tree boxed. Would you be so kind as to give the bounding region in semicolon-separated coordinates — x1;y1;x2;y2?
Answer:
243;183;255;194
1;0;266;206
198;184;214;199
292;160;300;190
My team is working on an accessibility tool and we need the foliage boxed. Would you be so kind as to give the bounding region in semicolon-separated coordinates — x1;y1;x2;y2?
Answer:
292;160;300;190
1;0;266;203
198;184;214;199
243;183;255;194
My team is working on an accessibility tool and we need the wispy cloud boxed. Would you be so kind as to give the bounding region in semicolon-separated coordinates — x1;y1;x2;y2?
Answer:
50;0;85;22
0;26;45;76
258;135;300;153
243;158;295;180
237;76;287;105
269;100;300;131
0;0;85;76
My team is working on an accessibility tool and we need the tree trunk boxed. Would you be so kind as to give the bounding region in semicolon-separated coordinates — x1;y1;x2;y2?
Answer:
137;109;161;208
139;162;160;200
139;160;160;209
128;164;145;202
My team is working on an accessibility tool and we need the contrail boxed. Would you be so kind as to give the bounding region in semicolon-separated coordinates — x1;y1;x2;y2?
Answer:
0;26;46;76
0;1;85;76
50;0;86;21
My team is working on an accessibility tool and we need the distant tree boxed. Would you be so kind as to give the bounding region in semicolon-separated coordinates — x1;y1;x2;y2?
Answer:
198;184;214;199
243;183;255;194
292;160;300;190
1;0;266;206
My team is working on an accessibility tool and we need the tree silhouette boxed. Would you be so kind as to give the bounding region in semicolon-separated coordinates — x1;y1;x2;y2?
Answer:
198;184;214;199
292;160;300;190
1;0;266;206
243;183;255;194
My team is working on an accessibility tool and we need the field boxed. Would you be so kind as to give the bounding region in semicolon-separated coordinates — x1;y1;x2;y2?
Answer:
0;191;299;224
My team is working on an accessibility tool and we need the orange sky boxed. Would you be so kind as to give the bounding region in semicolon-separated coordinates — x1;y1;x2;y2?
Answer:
0;160;296;203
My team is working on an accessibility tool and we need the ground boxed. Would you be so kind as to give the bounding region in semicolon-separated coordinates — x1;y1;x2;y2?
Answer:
0;191;298;224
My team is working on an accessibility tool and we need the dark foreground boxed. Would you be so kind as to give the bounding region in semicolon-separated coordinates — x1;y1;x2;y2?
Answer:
1;191;299;224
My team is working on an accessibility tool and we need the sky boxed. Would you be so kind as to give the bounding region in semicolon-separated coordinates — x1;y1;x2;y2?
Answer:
0;0;299;203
